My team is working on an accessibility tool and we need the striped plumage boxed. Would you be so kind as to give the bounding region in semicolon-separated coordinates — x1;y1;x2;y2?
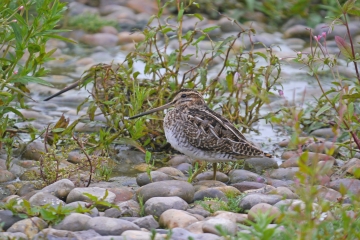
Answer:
130;89;272;180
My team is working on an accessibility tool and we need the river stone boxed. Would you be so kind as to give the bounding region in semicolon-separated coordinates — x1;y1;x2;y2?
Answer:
266;178;294;188
33;228;97;240
229;169;264;183
310;128;338;139
266;167;299;180
107;187;134;203
7;217;48;239
41;179;75;199
244;158;279;174
21;140;46;161
281;153;335;168
53;213;91;231
121;230;163;240
193;180;227;188
29;192;65;207
186;221;205;234
170;228;221;240
232;181;266;192
0;210;23;230
0;232;28;239
157;167;186;178
213;211;248;224
176;163;193;174
202;218;237;236
281;151;299;159
132;215;159;230
213;186;241;196
80;33;119;47
248;203;280;222
328;178;360;195
193;188;227;201
66;201;99;217
168;155;192;166
86;217;140;235
66;187;116;205
316;186;342;202
17;183;36;196
104;200;140;218
239;194;282;210
0;169;16;183
159;209;198;228
136;171;173;186
137;180;194;203
195;171;229;183
144;196;188;218
187;206;211;218
268;187;298;199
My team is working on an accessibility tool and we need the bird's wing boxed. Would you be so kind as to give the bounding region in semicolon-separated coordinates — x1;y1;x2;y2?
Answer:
182;107;271;157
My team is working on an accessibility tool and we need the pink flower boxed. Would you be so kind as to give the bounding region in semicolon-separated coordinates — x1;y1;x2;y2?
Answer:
322;32;326;38
314;36;318;42
278;89;284;97
11;19;17;23
13;70;18;74
234;72;240;81
18;6;24;11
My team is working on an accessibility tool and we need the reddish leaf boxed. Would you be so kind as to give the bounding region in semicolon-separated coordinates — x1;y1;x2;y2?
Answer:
335;36;354;59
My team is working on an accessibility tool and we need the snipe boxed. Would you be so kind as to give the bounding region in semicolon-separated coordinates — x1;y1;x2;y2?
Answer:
129;89;272;181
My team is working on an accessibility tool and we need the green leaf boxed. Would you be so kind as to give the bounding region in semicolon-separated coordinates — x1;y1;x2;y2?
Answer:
192;35;206;45
226;73;233;92
335;36;354;59
28;43;41;54
343;93;360;100
10;76;53;87
342;0;356;13
315;104;332;117
347;102;354;117
52;128;65;133
348;7;360;16
194;13;203;21
168;52;177;66
10;22;23;44
203;26;219;33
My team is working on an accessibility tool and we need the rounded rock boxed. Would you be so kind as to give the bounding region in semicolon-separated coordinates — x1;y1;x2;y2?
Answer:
244;158;279;174
239;194;282;210
86;217;140;235
195;171;229;183
137;180;194;203
136;171;173;186
80;33;119;47
159;209;198;228
202;218;237;236
229;169;264;183
53;213;91;231
29;192;65;207
0;169;16;183
266;167;299;180
41;179;75;199
7;217;48;239
132;215;159;230
248;203;280;222
232;181;266;192
144;196;188;218
193;188;227;202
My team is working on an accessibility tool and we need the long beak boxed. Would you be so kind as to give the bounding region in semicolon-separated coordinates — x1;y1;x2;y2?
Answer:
129;102;174;119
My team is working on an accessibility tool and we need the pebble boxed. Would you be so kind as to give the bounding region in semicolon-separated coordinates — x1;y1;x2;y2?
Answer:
0;169;16;183
170;227;221;240
104;200;140;217
53;213;91;231
121;230;162;240
193;188;227;202
159;209;199;228
86;217;140;235
239;193;282;210
195;171;229;182
136;171;173;186
229;169;264;183
283;24;311;39
156;167;186;178
167;155;192;167
29;192;65;207
80;33;119;47
328;178;360;195
232;181;266;192
0;210;23;231
132;215;159;230
266;167;299;180
21;140;46;161
244;157;279;174
7;217;48;239
137;180;195;203
310;128;339;139
144;196;188;218
248;203;280;222
202;218;237;235
41;178;75;199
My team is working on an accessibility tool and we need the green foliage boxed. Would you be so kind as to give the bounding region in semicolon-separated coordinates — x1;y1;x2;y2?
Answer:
0;0;73;170
67;13;118;33
195;194;244;213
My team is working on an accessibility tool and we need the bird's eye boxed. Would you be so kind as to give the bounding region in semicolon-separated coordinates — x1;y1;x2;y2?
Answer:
181;94;186;98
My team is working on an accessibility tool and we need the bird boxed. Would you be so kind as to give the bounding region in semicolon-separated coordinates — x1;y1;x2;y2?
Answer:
129;89;272;181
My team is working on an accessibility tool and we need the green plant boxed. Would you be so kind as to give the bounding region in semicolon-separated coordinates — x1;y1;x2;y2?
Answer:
0;0;74;170
67;13;118;33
